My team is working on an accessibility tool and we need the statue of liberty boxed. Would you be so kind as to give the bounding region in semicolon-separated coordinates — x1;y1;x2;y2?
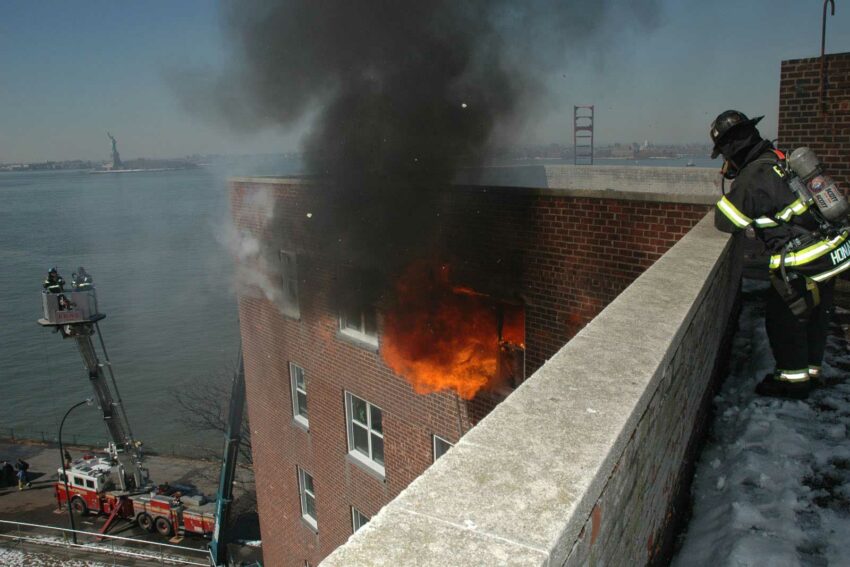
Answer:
107;132;123;169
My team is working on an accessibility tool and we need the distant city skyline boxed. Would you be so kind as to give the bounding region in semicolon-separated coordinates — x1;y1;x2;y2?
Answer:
1;1;848;163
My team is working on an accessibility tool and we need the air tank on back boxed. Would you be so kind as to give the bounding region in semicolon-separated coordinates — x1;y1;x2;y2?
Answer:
787;147;849;222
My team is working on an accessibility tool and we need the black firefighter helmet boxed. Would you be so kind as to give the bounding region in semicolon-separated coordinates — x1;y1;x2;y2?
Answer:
710;110;763;158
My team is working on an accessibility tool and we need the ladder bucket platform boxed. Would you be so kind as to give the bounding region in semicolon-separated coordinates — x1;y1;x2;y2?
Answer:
38;290;105;326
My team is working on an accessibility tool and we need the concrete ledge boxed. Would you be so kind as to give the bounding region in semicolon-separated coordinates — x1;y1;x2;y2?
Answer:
321;214;741;566
232;164;723;206
454;184;718;205
229;176;314;185
455;164;722;204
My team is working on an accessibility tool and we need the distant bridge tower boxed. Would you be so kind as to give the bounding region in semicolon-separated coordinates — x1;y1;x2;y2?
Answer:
107;132;123;170
573;106;594;165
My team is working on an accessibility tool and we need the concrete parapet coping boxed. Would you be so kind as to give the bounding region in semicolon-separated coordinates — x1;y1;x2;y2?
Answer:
229;176;314;185
455;164;722;205
231;164;722;206
321;214;734;566
455;184;718;205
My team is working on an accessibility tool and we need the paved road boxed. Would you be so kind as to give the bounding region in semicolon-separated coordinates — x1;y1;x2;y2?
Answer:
0;440;259;564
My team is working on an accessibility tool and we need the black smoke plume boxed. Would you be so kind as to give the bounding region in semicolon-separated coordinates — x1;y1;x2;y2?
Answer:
189;1;660;301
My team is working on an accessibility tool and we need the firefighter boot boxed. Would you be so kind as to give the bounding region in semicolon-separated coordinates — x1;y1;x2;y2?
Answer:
755;373;810;400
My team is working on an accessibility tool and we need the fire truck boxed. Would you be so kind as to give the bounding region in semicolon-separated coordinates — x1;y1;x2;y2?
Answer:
38;269;216;539
53;453;216;537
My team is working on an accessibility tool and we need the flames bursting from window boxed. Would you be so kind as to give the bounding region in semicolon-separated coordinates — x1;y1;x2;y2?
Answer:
382;262;524;400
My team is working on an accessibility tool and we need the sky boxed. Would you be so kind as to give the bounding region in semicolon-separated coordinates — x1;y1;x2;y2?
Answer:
0;1;848;163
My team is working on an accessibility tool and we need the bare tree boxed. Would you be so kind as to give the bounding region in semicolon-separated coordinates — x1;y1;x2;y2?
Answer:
173;362;259;541
173;360;254;510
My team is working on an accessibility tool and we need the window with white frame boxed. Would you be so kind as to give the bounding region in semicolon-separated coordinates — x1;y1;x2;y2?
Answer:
433;435;453;462
351;507;370;533
297;467;317;530
279;250;300;319
345;392;384;475
339;304;378;346
290;362;308;428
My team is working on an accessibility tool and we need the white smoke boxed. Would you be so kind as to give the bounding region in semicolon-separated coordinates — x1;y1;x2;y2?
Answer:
220;185;284;308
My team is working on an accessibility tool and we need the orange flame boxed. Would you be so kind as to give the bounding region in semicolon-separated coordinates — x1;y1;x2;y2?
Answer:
382;262;524;399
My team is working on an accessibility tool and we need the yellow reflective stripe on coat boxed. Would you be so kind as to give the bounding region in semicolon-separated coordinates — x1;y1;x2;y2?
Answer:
717;196;752;228
753;216;779;228
811;258;850;282
769;232;850;269
776;199;809;222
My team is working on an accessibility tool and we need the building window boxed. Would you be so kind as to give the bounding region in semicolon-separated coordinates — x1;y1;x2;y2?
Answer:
433;435;453;462
345;392;385;476
279;250;300;319
351;507;370;533
297;467;317;530
339;305;378;346
290;362;308;428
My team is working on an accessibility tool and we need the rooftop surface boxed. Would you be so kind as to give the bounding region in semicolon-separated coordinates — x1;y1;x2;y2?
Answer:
673;281;850;564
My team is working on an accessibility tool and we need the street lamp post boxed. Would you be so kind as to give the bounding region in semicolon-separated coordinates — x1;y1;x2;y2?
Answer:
58;398;93;545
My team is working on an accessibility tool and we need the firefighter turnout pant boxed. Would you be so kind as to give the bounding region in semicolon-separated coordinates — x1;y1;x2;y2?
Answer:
765;276;835;381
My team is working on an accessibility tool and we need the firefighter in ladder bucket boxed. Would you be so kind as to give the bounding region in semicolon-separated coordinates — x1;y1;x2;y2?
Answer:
71;266;93;290
713;110;850;399
43;267;65;293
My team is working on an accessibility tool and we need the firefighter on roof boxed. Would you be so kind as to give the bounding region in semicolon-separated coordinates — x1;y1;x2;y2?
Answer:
712;110;850;399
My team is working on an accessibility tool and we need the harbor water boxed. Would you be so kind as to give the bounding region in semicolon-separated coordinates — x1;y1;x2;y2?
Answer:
0;163;295;454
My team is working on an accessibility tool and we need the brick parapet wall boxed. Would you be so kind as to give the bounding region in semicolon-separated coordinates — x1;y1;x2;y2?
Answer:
322;215;742;566
778;52;850;188
231;176;712;566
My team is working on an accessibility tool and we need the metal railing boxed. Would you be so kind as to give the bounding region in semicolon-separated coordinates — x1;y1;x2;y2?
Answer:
0;519;209;566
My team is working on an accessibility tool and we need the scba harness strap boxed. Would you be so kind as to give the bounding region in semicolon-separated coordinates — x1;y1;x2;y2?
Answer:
770;264;820;321
754;149;830;319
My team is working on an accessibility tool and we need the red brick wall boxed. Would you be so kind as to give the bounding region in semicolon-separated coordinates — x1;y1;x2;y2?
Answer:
231;180;709;566
779;52;850;188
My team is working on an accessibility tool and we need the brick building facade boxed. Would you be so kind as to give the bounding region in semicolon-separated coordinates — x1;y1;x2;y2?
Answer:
231;178;709;566
778;51;850;187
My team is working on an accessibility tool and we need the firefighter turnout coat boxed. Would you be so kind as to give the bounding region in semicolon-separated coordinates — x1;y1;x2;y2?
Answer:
715;146;850;282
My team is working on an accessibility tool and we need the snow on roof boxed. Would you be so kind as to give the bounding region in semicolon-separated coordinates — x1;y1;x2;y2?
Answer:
673;279;850;565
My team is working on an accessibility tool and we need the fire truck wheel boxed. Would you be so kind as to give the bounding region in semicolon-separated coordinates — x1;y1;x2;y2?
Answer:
70;497;88;516
136;512;154;532
154;516;173;537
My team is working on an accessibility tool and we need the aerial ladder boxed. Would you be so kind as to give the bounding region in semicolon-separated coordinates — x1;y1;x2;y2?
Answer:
209;349;248;567
37;268;149;492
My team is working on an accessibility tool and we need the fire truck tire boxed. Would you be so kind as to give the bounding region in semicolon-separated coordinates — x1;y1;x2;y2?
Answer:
154;516;173;537
136;512;154;532
70;497;88;516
